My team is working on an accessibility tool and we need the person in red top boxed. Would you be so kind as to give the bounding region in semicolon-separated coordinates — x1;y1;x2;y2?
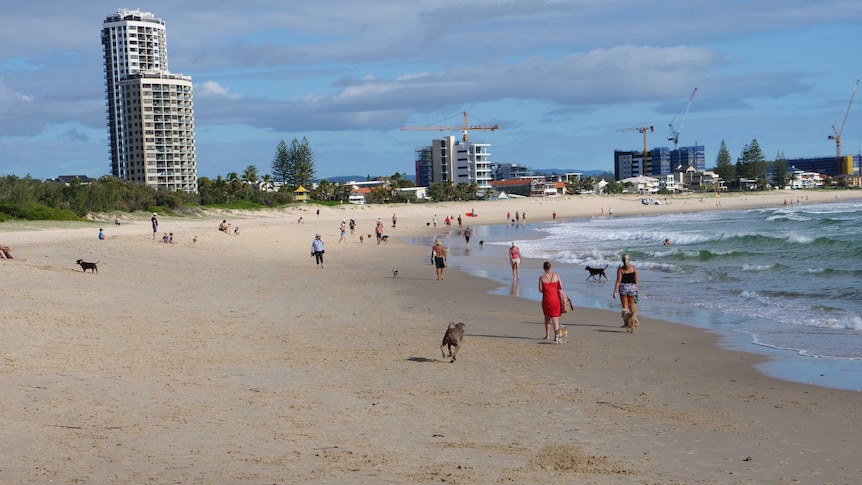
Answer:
508;242;521;280
539;261;563;340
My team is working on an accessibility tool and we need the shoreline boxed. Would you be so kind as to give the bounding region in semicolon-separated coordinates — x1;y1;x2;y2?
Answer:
1;191;861;482
427;217;862;393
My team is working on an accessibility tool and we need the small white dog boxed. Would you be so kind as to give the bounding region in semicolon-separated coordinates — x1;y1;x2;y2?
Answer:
392;268;399;278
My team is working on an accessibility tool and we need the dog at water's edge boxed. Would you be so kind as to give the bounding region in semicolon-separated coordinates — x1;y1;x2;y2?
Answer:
585;265;608;281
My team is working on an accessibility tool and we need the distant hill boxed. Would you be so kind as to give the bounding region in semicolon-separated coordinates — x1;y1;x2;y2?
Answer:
317;175;376;184
317;175;417;184
532;168;607;177
318;169;607;185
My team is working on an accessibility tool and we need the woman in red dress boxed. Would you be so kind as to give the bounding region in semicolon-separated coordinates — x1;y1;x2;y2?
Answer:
538;261;563;340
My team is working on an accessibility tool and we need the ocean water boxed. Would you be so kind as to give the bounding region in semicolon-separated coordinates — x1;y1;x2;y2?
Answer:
424;199;862;392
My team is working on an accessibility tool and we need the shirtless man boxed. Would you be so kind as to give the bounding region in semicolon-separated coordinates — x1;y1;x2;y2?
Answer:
431;239;447;280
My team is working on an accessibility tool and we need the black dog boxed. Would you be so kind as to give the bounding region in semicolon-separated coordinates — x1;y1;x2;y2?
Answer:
76;259;100;273
479;240;484;248
585;265;608;281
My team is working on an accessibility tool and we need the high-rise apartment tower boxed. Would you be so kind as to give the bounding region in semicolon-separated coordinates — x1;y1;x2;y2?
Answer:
101;9;197;192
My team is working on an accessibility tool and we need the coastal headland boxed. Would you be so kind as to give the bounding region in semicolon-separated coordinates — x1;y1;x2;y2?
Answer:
1;190;860;483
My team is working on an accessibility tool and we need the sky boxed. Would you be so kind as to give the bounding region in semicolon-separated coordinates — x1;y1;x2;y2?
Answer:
1;0;861;181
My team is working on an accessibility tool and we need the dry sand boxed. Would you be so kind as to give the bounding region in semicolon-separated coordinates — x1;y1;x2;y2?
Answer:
1;191;861;484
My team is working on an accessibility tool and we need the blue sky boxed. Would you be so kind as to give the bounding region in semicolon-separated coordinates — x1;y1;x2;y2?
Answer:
1;0;860;181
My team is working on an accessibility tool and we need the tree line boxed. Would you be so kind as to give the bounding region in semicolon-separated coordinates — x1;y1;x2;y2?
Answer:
710;138;851;190
0;137;424;221
2;136;847;221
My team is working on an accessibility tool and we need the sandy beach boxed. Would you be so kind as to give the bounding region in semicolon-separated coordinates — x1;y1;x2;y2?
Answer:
1;190;861;484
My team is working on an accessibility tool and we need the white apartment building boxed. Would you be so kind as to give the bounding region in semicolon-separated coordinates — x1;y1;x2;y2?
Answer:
423;136;494;194
789;170;825;189
455;141;492;193
102;9;197;192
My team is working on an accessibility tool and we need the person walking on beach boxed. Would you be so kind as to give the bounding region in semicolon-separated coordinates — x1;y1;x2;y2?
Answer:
515;211;520;225
151;213;159;239
311;233;325;268
339;220;347;243
509;242;521;280
539;261;563;340
553;211;557;222
613;253;638;314
433;215;438;228
464;226;472;246
457;215;463;229
375;219;384;244
431;239;447;280
392;213;397;228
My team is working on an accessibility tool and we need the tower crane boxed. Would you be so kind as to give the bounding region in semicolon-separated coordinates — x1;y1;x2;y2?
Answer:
828;79;859;161
400;111;500;142
618;123;654;175
668;87;698;149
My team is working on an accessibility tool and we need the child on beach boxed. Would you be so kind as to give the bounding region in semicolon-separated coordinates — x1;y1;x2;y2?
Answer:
0;244;14;259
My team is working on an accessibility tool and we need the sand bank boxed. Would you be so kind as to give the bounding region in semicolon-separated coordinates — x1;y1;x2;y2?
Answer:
1;190;860;483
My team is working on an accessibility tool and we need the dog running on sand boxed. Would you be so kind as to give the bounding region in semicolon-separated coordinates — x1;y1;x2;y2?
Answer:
392;268;399;278
440;322;466;363
621;309;640;333
76;259;100;273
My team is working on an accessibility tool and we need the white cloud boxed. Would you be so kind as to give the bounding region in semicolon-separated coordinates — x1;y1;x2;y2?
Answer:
0;78;34;102
195;81;240;99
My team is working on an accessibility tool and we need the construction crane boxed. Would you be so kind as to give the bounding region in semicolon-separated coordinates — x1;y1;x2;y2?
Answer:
668;87;698;149
401;111;500;142
618;123;655;175
828;79;859;161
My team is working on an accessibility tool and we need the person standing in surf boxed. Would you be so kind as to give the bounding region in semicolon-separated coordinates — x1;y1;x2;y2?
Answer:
509;242;521;280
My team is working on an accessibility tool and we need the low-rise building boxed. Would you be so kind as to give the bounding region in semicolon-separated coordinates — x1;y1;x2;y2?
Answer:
789;170;824;189
833;173;862;188
620;176;660;194
681;167;724;191
530;179;566;197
